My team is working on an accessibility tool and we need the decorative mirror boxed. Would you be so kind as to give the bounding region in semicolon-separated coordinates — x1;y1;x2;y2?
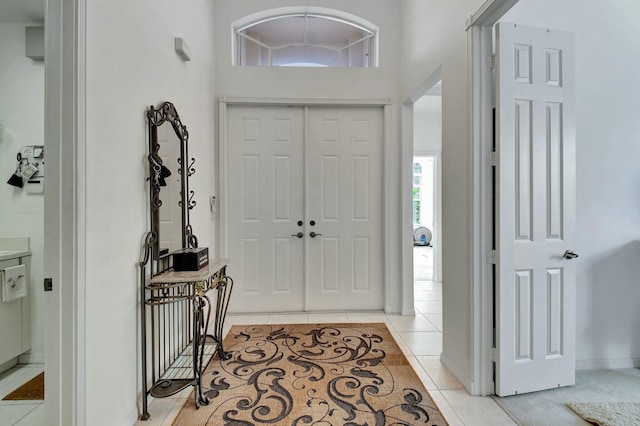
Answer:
146;101;198;264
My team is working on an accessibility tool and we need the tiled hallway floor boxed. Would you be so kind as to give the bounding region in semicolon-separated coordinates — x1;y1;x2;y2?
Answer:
137;305;515;425
0;364;44;426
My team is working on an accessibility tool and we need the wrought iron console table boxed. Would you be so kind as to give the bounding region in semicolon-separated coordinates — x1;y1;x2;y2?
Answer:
140;101;235;420
139;258;233;419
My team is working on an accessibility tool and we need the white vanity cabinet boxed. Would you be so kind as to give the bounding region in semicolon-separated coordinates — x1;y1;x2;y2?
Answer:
0;254;31;370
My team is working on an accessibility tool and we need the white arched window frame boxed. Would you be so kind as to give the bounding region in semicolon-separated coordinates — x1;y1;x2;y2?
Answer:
232;7;379;68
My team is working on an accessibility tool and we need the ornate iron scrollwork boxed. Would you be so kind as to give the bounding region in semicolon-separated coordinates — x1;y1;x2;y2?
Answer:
146;101;198;260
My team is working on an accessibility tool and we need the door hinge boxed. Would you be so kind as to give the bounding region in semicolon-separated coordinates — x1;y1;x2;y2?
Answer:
487;249;497;264
489;54;496;69
487;151;498;167
491;347;497;362
44;278;53;292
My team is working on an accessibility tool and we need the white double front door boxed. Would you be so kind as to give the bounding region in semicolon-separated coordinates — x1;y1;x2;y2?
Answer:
226;104;384;313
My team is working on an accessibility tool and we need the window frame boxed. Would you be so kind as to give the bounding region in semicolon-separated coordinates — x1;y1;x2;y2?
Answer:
232;8;379;68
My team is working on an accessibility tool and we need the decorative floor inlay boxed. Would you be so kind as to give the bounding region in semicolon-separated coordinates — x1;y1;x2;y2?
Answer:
173;322;447;425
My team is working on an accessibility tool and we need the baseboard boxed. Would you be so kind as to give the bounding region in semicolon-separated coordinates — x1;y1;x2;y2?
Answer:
0;358;18;374
576;358;640;370
402;307;416;316
385;305;402;314
440;352;474;394
19;353;44;364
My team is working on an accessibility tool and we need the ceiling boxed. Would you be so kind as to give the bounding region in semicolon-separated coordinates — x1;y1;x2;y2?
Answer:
0;0;45;24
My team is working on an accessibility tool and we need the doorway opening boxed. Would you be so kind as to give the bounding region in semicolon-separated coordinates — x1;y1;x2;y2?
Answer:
412;156;435;281
0;7;47;424
406;77;443;330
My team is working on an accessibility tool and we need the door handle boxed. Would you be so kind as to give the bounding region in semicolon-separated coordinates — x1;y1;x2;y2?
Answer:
309;232;322;238
291;232;304;239
563;250;579;260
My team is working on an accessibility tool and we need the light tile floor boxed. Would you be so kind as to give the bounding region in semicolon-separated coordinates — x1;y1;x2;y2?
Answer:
135;283;515;426
0;245;514;425
0;364;44;426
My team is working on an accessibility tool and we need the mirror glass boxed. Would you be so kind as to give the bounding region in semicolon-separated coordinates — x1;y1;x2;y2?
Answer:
157;124;183;256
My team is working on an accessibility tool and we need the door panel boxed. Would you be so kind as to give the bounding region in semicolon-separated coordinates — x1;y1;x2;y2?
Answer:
495;23;576;396
306;107;384;311
227;106;305;312
226;105;384;313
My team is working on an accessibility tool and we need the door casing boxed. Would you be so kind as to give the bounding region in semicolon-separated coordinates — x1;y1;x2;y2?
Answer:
218;97;393;312
466;0;520;396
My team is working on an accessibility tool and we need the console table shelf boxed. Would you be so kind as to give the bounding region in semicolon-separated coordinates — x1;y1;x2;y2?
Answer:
140;259;233;418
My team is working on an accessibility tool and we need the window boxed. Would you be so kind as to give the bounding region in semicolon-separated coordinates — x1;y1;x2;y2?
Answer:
413;162;422;224
234;9;378;68
412;157;434;226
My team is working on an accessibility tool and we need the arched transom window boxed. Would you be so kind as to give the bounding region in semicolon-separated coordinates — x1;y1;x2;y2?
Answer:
234;9;378;68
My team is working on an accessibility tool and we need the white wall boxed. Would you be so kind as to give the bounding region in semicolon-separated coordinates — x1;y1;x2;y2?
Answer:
502;0;640;369
0;23;45;363
214;0;404;311
84;0;216;424
401;0;487;390
402;0;640;391
413;97;442;153
78;1;640;419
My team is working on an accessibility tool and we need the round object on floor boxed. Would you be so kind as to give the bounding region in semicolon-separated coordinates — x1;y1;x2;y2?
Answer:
413;226;432;245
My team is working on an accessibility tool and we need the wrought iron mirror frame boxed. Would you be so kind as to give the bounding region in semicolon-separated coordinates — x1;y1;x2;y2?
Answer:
146;101;198;263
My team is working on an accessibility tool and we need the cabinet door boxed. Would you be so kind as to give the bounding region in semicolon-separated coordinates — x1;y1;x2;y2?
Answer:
0;259;23;364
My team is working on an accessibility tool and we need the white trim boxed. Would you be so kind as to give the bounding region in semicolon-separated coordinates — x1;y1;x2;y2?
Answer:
45;0;85;424
76;0;87;419
400;103;414;315
18;354;45;364
404;66;442;105
384;104;396;314
219;97;391;106
219;97;394;313
217;100;228;259
467;0;518;397
465;0;519;30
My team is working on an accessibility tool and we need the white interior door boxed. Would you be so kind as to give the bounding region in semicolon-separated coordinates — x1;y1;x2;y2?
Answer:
306;107;384;311
226;104;384;313
495;23;576;396
227;105;305;312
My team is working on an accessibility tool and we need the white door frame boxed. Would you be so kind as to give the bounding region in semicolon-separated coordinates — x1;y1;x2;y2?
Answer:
401;67;442;316
45;0;86;424
466;0;519;396
218;97;393;312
